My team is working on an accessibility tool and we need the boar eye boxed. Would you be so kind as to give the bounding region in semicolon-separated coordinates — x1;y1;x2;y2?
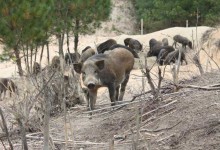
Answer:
82;71;86;75
94;70;98;74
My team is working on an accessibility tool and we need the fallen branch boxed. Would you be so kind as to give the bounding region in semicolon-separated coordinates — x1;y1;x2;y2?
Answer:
142;100;177;118
26;134;108;145
83;91;152;115
178;84;220;91
140;120;182;133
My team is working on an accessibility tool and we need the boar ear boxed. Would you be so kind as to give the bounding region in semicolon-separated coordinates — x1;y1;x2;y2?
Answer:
73;63;82;74
95;60;105;70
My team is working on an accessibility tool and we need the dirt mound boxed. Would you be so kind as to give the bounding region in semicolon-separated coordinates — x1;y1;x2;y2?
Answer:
48;71;220;150
200;27;220;70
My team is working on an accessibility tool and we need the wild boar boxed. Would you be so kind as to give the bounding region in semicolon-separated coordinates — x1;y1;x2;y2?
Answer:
81;46;92;53
74;48;134;110
149;38;162;50
64;52;81;64
124;38;142;52
147;46;175;59
109;44;139;58
79;48;96;63
33;62;41;75
173;34;192;49
97;39;117;53
0;78;17;99
163;49;187;65
51;56;60;70
162;38;169;46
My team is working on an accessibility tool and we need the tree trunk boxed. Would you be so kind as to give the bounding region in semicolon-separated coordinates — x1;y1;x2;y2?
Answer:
34;46;38;63
14;46;23;76
30;45;33;74
22;45;27;68
43;78;51;150
40;44;45;66
58;33;64;58
66;30;73;64
17;118;28;150
46;42;50;65
66;30;70;54
26;44;30;74
74;18;79;60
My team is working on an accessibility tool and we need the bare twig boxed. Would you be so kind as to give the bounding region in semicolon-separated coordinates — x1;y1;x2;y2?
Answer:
141;100;177;118
0;139;7;150
0;108;13;150
201;48;220;70
193;53;204;74
17;118;28;150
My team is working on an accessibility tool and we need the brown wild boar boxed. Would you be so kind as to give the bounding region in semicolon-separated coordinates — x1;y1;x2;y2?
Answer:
81;46;92;53
74;48;134;110
0;78;17;100
33;62;41;75
78;48;96;63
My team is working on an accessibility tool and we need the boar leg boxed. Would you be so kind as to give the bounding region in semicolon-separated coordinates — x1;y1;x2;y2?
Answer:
108;84;116;106
118;73;130;101
88;90;97;110
115;86;120;102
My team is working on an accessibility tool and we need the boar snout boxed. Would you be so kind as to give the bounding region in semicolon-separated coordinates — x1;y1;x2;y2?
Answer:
87;83;96;89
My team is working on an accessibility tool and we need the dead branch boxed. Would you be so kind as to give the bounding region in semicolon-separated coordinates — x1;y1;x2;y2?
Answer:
201;48;220;70
141;100;177;118
83;91;152;115
0;108;13;150
0;139;7;150
193;53;204;75
178;84;220;91
141;66;156;95
140;120;182;133
0;129;19;139
17;118;28;150
26;134;108;145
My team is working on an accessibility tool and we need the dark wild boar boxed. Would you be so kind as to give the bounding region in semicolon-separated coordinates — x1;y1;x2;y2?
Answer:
109;44;139;58
173;34;192;49
162;38;169;46
163;49;187;65
64;52;81;64
147;45;175;65
97;39;117;53
149;38;162;50
74;48;134;110
0;78;17;100
124;38;142;52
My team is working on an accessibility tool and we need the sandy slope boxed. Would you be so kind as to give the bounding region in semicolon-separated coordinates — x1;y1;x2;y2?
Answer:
0;26;212;78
